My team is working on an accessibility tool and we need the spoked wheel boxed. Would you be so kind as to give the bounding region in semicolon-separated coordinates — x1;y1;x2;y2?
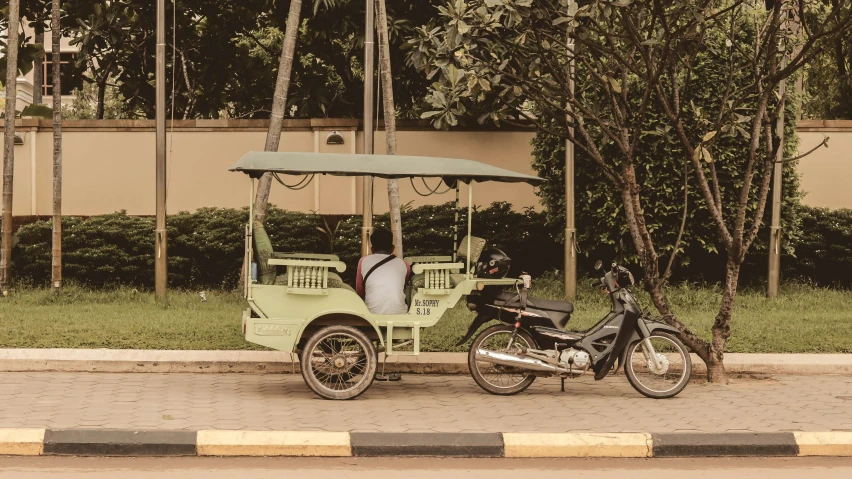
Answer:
300;325;377;400
624;332;692;399
468;324;537;396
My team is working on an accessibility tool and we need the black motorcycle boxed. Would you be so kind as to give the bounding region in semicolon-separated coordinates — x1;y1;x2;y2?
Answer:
459;260;692;399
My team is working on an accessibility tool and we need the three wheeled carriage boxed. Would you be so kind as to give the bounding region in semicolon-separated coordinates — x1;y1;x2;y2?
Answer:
230;151;542;399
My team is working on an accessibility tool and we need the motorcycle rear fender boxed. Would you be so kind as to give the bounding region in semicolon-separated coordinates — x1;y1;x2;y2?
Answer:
456;312;494;347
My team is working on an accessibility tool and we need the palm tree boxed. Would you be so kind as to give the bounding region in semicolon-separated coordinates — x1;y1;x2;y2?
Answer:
32;29;44;105
51;0;62;294
375;0;403;256
252;0;303;224
1;0;22;296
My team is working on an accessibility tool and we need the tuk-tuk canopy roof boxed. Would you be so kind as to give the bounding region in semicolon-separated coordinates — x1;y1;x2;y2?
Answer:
229;151;543;185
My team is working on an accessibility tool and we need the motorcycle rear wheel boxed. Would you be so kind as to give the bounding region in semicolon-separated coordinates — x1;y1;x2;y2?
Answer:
624;332;691;399
468;324;537;395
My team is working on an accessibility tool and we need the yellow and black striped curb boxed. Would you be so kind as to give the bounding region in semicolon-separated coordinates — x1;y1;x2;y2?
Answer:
2;429;852;457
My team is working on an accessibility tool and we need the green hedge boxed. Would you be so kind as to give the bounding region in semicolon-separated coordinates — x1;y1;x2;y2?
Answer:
12;202;560;289
11;204;851;290
783;207;852;288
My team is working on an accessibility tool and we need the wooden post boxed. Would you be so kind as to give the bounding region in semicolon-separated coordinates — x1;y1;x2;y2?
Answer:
361;0;375;256
564;0;577;300
155;0;168;300
768;8;793;299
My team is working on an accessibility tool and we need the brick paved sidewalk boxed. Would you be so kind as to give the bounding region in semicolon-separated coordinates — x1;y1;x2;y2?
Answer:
2;372;851;433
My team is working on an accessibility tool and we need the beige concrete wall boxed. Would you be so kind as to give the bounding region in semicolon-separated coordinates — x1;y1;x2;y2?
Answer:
1;119;850;218
797;121;852;210
1;120;541;217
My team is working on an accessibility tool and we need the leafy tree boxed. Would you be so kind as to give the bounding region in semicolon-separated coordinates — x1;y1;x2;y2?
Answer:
61;82;129;119
1;0;45;83
411;0;852;382
802;0;852;119
64;0;138;119
20;0;52;105
60;1;442;119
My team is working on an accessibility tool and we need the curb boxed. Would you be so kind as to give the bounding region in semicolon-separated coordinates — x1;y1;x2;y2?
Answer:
2;429;852;458
1;350;851;375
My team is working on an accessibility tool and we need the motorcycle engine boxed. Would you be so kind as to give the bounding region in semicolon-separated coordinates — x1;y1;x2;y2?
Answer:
559;348;591;369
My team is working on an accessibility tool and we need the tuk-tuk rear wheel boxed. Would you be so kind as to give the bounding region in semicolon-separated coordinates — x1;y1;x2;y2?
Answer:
300;325;378;400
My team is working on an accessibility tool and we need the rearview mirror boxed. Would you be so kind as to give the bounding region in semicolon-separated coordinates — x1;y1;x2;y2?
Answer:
593;260;603;271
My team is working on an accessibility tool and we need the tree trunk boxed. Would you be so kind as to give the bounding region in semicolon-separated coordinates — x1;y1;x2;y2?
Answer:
375;0;403;257
1;0;21;296
32;30;44;105
96;76;107;120
51;0;62;295
252;0;303;224
705;256;742;383
621;163;719;379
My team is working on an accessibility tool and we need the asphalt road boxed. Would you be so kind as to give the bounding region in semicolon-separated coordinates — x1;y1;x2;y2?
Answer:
2;457;852;479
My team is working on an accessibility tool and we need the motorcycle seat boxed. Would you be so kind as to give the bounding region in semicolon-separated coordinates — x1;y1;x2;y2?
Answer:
493;292;575;314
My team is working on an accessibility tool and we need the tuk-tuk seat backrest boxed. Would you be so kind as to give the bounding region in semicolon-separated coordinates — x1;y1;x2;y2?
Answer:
411;262;464;293
268;258;347;295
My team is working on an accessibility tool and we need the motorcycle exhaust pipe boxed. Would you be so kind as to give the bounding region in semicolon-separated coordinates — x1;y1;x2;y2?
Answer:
475;348;571;374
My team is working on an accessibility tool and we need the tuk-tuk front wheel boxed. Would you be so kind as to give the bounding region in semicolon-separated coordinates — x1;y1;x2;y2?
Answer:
300;325;378;400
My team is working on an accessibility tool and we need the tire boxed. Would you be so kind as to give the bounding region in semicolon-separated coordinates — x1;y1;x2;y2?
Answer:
468;324;537;396
624;332;692;399
300;325;377;400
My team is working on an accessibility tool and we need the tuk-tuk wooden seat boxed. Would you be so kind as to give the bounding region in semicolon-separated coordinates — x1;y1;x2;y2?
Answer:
410;262;465;294
268;258;347;295
274;271;355;293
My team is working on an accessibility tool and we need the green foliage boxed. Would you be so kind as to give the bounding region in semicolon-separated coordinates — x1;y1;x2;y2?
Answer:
802;1;852;119
19;103;52;118
12;203;561;289
414;0;817;285
14;213;156;287
10;203;851;290
61;82;130;120
47;0;441;119
531;109;804;282
1;0;45;85
783;207;852;288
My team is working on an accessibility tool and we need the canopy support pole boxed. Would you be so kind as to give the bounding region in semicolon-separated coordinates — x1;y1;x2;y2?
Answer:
466;182;473;279
247;177;255;299
453;184;460;262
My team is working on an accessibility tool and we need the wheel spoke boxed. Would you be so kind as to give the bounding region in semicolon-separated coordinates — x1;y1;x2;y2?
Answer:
306;332;372;394
628;336;688;394
474;330;532;391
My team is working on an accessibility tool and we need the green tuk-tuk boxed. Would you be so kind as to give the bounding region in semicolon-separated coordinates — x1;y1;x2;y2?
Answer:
230;151;542;399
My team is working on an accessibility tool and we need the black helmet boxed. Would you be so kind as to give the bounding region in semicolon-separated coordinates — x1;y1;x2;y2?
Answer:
476;248;511;279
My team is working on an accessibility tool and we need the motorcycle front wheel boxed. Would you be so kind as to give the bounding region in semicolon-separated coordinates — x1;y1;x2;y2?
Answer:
624;332;692;399
468;324;537;396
